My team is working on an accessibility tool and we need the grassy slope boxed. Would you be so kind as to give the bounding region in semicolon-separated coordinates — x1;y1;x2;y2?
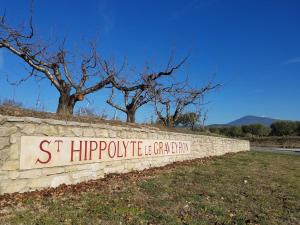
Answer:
0;151;299;225
0;105;219;137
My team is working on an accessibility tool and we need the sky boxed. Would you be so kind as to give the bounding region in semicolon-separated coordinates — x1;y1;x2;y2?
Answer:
0;0;299;124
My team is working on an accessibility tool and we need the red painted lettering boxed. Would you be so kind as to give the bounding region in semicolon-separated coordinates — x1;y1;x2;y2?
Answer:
184;143;189;152
148;145;152;155
89;141;98;160
165;142;170;154
36;140;51;164
122;141;129;158
99;141;107;159
159;142;164;154
178;142;183;153
84;141;88;160
71;140;82;162
154;142;159;155
172;142;177;154
137;141;143;157
131;141;136;156
117;141;123;158
54;140;63;152
108;141;116;158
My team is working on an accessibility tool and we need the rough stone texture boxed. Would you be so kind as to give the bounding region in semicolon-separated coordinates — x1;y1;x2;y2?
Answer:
0;115;250;195
0;137;10;149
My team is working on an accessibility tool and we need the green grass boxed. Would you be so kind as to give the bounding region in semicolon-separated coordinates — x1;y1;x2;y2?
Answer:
0;151;299;225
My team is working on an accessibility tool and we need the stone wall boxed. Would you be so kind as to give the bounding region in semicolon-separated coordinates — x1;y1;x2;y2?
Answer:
0;115;250;195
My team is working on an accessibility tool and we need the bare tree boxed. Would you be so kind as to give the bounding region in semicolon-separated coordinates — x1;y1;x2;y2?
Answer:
106;87;150;123
106;56;188;123
153;81;220;127
0;14;114;116
199;109;208;129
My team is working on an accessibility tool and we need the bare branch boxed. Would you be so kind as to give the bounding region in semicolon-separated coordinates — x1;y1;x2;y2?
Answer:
80;76;112;96
0;10;115;116
6;68;36;86
106;87;127;113
152;77;220;127
0;41;61;89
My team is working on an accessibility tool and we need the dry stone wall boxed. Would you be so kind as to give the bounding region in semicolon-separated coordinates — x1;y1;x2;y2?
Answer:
0;115;250;195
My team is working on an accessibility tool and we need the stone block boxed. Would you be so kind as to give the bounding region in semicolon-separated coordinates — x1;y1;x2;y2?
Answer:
117;131;128;138
38;125;58;136
0;126;18;137
83;128;95;137
23;117;42;124
19;169;42;179
9;143;19;160
104;164;125;174
95;129;109;137
42;167;65;175
64;165;82;173
65;163;104;173
0;116;7;125
96;170;105;179
0;179;28;194
71;171;97;180
0;148;10;168
0;137;10;150
72;127;83;137
20;124;36;135
9;133;21;144
125;162;138;171
108;130;117;138
51;175;72;187
8;171;19;179
6;117;24;122
1;160;19;170
29;177;53;189
57;126;74;136
0;174;8;180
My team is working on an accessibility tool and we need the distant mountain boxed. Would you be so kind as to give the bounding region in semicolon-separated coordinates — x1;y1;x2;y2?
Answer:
228;115;278;127
208;115;279;128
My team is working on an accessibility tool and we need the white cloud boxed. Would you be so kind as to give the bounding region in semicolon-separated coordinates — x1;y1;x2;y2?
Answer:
282;57;300;65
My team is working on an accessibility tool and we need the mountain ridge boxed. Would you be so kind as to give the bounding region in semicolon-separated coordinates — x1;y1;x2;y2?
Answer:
208;115;280;127
228;115;278;127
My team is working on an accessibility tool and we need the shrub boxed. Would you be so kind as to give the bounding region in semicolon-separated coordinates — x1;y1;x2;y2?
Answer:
271;121;298;136
219;126;243;137
296;122;300;136
241;124;270;137
209;127;220;134
0;99;23;108
175;112;199;129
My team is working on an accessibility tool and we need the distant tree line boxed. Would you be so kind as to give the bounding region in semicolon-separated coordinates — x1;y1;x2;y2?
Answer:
208;121;300;138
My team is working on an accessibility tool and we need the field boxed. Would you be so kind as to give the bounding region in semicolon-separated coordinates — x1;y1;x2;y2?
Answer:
0;151;299;225
250;136;300;148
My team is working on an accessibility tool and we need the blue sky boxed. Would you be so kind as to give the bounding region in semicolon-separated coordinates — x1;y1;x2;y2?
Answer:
0;0;299;124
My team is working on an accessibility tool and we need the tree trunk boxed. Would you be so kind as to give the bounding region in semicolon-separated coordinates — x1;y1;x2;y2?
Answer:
126;110;136;123
165;117;174;128
56;90;76;116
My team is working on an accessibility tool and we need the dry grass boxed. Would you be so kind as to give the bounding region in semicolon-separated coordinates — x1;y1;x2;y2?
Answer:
250;136;300;148
0;105;222;137
0;151;299;225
